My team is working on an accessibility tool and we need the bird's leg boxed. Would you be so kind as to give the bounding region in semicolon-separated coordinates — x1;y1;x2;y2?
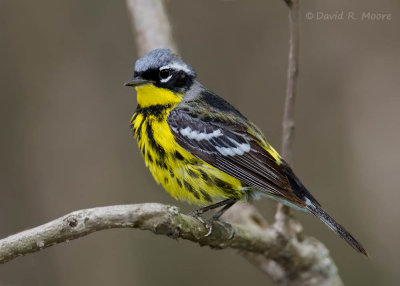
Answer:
212;200;236;220
189;198;237;239
211;200;237;239
189;198;236;216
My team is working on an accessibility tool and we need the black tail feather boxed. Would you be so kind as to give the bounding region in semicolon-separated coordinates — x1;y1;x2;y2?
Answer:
307;204;368;256
281;161;368;256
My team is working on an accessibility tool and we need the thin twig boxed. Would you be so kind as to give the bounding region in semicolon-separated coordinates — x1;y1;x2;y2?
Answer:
281;0;300;164
275;0;300;233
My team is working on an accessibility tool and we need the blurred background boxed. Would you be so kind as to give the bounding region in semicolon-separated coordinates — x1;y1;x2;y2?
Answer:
0;0;399;285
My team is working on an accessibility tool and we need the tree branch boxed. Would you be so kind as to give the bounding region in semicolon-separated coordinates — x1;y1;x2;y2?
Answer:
225;203;343;286
0;202;343;284
126;0;177;56
0;203;275;263
0;203;341;286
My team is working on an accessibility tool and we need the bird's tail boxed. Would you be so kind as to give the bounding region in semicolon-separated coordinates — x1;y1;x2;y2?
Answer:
280;161;368;256
306;203;368;256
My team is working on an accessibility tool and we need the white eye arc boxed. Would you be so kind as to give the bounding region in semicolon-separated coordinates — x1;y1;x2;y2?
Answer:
159;68;173;83
158;62;193;84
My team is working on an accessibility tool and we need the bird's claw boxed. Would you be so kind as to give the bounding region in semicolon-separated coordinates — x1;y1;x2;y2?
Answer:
204;222;213;237
214;220;235;240
190;215;213;237
189;212;235;239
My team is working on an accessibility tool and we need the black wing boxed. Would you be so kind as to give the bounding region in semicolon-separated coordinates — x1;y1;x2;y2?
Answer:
167;108;305;206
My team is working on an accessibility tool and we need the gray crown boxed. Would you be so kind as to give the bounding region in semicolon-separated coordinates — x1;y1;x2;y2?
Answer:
134;49;196;77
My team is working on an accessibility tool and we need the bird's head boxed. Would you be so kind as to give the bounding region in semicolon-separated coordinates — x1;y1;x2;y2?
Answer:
125;49;196;96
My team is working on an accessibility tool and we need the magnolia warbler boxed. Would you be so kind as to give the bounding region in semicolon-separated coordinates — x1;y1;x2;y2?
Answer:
125;49;367;256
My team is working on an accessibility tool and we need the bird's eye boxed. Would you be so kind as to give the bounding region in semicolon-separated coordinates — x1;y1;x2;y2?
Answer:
159;68;172;80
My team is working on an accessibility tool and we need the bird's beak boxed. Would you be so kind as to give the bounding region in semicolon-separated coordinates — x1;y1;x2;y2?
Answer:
124;77;152;87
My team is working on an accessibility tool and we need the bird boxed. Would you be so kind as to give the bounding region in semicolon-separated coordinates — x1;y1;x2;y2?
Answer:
125;48;367;256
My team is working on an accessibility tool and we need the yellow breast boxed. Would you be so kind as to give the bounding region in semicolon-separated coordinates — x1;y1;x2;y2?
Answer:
131;84;243;205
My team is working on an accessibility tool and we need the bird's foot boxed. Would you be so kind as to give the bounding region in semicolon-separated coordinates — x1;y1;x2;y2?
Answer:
188;209;203;217
189;213;235;239
213;219;235;240
189;215;213;236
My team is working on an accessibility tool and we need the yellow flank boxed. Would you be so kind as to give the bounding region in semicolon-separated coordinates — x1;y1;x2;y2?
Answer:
131;84;244;205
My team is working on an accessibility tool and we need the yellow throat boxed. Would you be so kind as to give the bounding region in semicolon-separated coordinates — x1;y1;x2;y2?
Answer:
135;84;183;108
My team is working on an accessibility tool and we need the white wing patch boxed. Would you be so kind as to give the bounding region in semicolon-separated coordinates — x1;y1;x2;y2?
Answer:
176;125;250;156
216;138;250;156
180;127;223;141
179;126;250;156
